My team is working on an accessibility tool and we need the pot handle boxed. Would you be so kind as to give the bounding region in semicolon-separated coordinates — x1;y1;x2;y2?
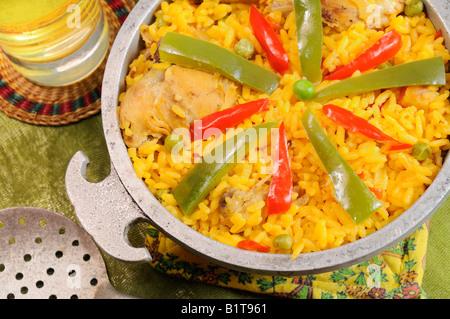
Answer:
65;151;152;264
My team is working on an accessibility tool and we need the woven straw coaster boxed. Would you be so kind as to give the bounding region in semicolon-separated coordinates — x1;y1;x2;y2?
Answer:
0;0;135;126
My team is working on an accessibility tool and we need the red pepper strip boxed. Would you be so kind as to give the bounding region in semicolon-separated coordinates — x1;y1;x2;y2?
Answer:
249;5;289;75
190;98;270;141
435;29;443;40
369;187;383;200
385;141;413;151
322;104;412;151
267;121;293;215
237;239;270;253
325;30;402;81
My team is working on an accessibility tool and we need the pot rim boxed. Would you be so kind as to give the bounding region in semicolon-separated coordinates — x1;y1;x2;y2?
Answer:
100;0;450;275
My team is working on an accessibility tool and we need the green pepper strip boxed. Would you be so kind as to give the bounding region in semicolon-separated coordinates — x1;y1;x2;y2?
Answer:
294;0;323;84
311;56;446;102
158;32;280;95
173;121;278;216
301;107;382;224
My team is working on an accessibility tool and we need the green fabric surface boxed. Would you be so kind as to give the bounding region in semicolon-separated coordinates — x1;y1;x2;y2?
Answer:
0;110;448;299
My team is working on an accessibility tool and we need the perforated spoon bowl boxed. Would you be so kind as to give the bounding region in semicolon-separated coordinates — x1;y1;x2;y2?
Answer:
0;207;134;299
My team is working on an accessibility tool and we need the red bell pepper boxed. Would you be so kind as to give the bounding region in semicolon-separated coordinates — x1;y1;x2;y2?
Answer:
249;5;289;75
385;142;413;151
322;104;412;151
237;239;270;253
369;187;384;200
267;121;293;215
325;30;402;81
190;98;270;141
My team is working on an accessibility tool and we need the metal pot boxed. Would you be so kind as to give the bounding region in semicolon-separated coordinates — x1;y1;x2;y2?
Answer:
65;0;450;276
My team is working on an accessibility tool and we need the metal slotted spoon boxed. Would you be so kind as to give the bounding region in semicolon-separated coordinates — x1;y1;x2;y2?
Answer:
0;207;134;299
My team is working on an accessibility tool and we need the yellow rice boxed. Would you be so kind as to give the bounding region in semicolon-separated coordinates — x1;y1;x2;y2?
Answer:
120;0;450;259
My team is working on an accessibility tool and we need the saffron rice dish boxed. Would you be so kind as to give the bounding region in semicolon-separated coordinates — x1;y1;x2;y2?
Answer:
118;0;450;259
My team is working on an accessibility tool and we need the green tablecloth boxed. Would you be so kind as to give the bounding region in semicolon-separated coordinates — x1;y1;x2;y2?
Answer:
0;110;448;299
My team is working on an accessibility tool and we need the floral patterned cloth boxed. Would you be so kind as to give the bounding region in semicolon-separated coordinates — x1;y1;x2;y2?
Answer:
144;221;429;299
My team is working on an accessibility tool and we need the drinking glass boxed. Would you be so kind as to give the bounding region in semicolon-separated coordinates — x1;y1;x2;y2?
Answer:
0;0;109;86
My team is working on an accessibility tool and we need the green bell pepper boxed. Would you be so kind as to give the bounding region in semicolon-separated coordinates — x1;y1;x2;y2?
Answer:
311;56;446;102
173;121;278;216
294;0;323;84
301;107;382;224
158;32;280;94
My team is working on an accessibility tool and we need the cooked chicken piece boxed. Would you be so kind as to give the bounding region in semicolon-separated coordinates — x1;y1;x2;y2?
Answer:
263;0;405;31
219;178;270;218
119;65;239;148
321;0;362;31
346;0;405;30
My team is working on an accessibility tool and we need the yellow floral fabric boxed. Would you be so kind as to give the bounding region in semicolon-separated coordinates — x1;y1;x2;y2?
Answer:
145;221;429;299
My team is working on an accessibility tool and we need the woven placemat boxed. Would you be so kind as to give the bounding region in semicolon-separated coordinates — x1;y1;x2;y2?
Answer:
0;0;135;126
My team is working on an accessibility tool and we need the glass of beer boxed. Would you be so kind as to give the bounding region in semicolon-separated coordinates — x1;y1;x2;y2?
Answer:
0;0;109;86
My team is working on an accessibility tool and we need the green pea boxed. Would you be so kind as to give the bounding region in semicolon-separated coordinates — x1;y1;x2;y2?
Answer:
164;134;183;152
412;142;431;161
273;234;293;250
293;79;315;100
404;0;424;17
234;39;255;59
